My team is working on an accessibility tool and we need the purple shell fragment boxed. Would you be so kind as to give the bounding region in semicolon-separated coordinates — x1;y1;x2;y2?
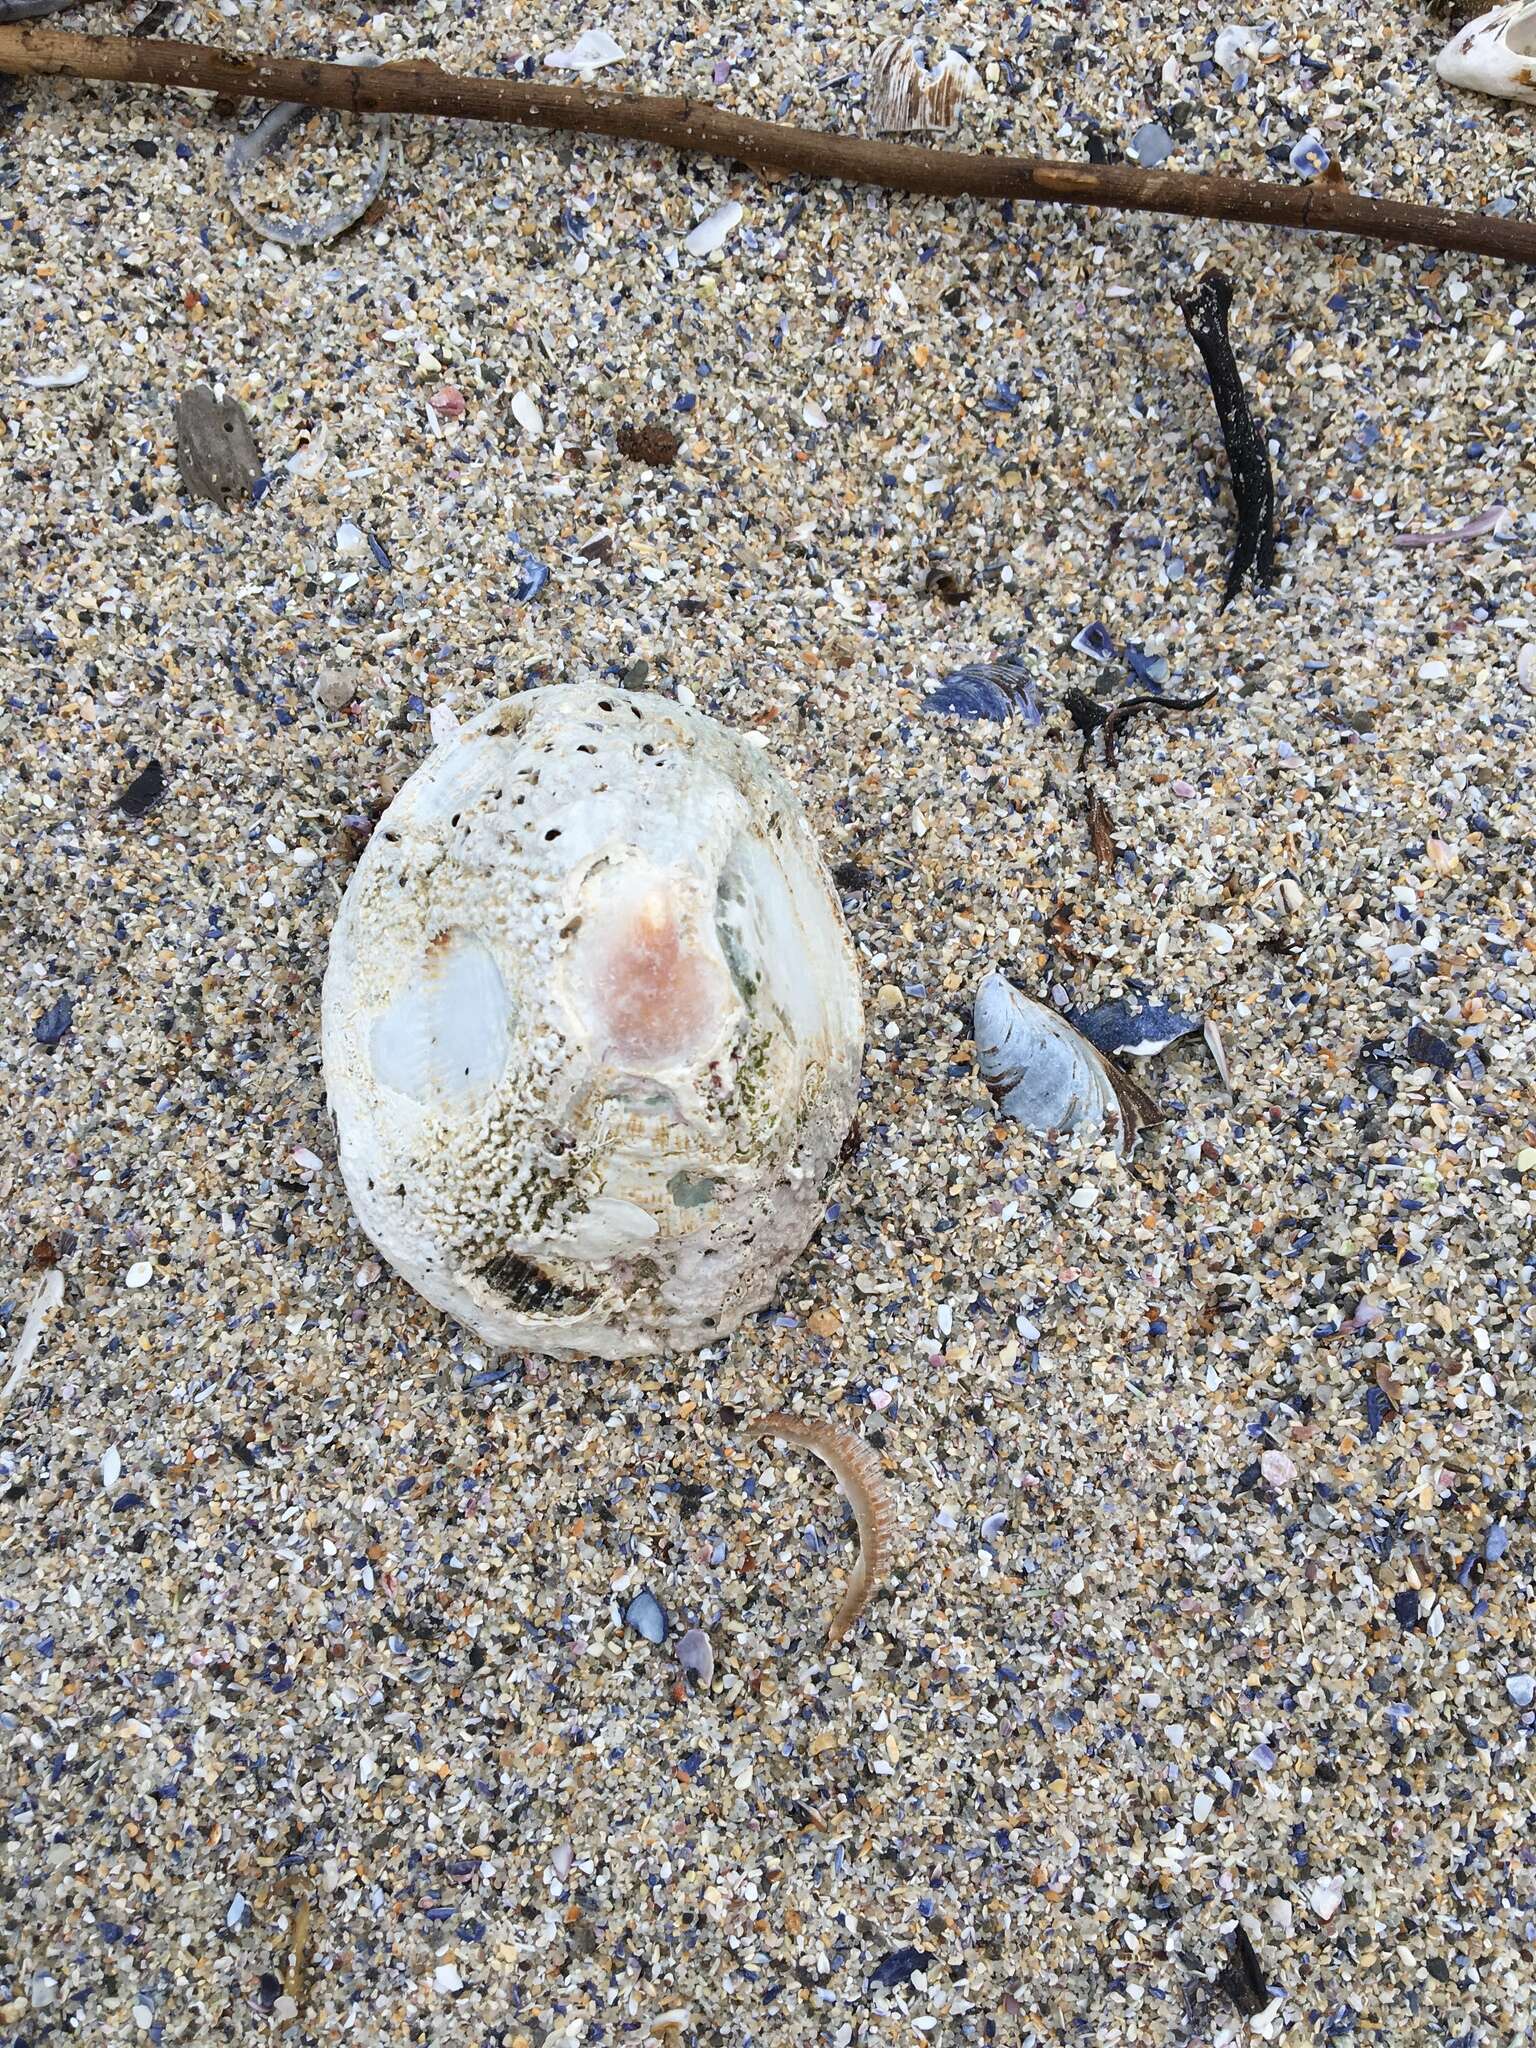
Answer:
34;995;73;1047
869;1947;933;1989
1125;645;1169;689
677;1627;714;1684
1393;504;1511;550
1129;122;1173;167
1289;135;1330;179
923;656;1041;725
1064;989;1203;1059
1071;622;1115;664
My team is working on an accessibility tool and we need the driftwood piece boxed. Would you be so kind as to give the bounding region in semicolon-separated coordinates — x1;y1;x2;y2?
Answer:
3;26;1536;265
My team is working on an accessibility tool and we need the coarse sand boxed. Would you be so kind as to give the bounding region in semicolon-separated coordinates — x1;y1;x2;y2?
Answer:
3;3;1534;2042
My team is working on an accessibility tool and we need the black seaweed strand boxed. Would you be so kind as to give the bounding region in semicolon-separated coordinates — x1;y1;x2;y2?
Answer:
1178;271;1276;609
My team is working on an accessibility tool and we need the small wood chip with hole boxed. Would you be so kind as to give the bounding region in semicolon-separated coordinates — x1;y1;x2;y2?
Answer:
174;383;261;507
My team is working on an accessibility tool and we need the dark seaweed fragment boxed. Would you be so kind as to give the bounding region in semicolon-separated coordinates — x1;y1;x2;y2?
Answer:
118;759;165;818
1177;272;1276;608
1098;689;1217;768
1217;1927;1269;2018
1086;790;1118;870
1063;687;1108;741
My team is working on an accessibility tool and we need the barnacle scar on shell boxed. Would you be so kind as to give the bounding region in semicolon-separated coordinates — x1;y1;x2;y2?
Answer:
321;684;865;1360
743;1412;894;1642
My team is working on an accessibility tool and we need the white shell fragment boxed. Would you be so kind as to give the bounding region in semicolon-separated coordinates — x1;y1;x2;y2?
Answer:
511;389;544;438
1213;24;1260;76
20;362;92;390
973;972;1160;1159
866;36;979;133
322;685;865;1359
224;69;391;249
544;29;626;73
1436;2;1536;104
684;201;743;258
0;1270;65;1411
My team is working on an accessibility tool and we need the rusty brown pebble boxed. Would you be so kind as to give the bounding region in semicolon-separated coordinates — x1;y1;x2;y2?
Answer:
743;1412;894;1642
615;420;682;466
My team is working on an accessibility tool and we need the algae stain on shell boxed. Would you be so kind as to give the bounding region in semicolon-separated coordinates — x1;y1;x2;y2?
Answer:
369;927;513;1113
321;684;864;1360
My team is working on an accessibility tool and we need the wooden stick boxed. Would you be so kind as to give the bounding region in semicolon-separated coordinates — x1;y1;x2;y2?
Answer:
3;24;1535;266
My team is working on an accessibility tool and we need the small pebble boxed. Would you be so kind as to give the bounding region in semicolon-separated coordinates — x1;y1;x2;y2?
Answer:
432;1962;464;1995
117;759;165;818
1308;1875;1345;1923
125;1261;154;1289
1129;123;1173;167
624;1589;668;1645
684;200;742;257
1507;1675;1535;1708
1260;1449;1296;1490
315;665;358;711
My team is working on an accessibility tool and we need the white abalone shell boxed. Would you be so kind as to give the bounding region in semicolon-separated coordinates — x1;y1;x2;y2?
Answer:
322;685;864;1360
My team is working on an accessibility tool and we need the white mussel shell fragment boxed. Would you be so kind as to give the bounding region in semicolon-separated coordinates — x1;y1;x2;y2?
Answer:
1436;2;1536;104
322;684;864;1360
544;29;626;72
866;36;980;133
973;972;1159;1159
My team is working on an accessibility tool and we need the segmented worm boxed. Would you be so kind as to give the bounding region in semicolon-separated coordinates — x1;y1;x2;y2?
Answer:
743;1412;894;1642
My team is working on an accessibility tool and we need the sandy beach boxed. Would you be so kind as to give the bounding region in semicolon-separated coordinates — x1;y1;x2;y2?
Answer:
4;2;1534;2041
